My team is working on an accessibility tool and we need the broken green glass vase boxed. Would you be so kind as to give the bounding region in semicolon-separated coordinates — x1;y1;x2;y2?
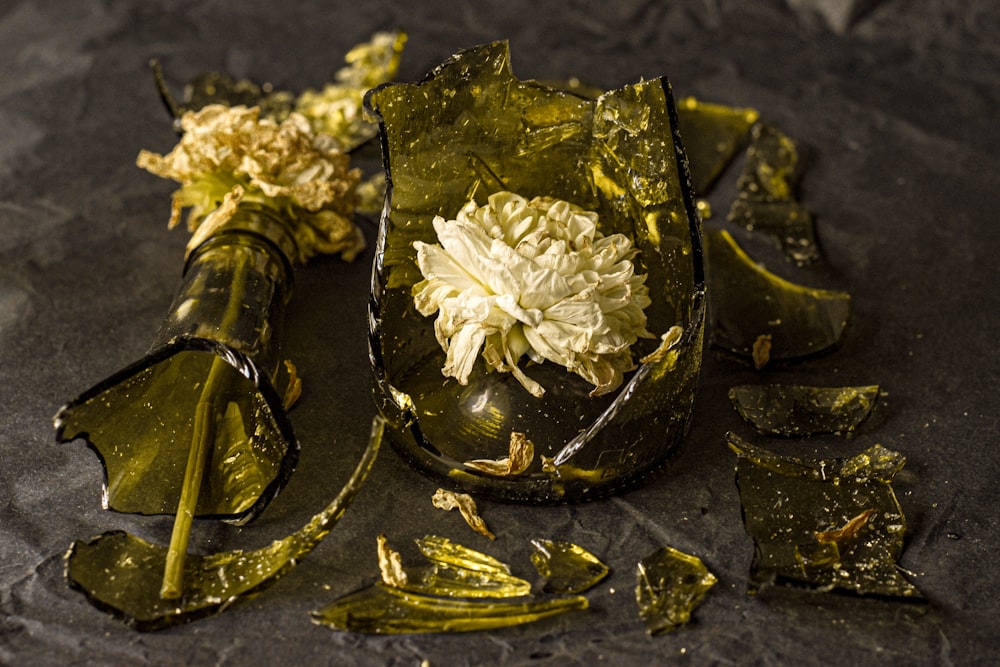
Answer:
365;41;706;503
55;203;300;524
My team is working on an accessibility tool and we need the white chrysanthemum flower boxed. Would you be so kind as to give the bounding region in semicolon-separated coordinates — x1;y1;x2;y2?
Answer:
137;104;362;263
412;191;654;398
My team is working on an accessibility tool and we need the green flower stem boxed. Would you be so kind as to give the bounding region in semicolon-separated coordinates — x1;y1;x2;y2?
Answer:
160;248;251;599
160;354;227;599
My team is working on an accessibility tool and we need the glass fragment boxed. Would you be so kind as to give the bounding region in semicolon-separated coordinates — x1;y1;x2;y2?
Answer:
735;123;799;202
635;546;717;635
311;583;587;635
530;539;610;594
63;416;385;631
675;97;759;196
55;209;302;524
415;535;512;574
704;229;850;361
181;70;295;120
313;534;587;634
727;199;820;265
726;123;820;265
399;535;532;599
729;384;880;436
727;432;922;599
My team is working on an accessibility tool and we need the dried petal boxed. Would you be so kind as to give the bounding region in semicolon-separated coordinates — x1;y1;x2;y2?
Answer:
639;326;684;364
752;333;772;370
464;431;535;477
814;509;876;544
377;534;408;588
431;489;495;540
281;359;302;410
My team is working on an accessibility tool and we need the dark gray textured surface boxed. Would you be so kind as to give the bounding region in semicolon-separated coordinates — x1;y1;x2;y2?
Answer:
1;1;997;664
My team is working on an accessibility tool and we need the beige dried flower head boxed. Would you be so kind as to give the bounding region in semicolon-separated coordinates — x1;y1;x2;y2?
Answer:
412;191;654;398
295;30;407;151
137;104;363;264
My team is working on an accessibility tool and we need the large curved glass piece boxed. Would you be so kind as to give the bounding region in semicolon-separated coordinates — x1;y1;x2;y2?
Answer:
366;41;705;502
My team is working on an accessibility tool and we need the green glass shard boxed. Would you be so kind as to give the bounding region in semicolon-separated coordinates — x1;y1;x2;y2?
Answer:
727;432;922;599
63;416;384;631
675;96;759;195
727;199;820;265
398;536;532;599
735;123;799;202
530;539;610;594
415;535;513;574
400;564;532;600
56;349;290;520
635;546;717;635
727;123;820;264
704;229;850;361
729;384;880;436
311;583;588;634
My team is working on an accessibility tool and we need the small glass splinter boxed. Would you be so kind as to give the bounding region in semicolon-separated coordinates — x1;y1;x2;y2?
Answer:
635;546;717;635
530;539;609;594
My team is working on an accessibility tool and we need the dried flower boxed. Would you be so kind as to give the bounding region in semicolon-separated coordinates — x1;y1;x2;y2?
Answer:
295;30;407;151
412;192;654;397
137;104;363;263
